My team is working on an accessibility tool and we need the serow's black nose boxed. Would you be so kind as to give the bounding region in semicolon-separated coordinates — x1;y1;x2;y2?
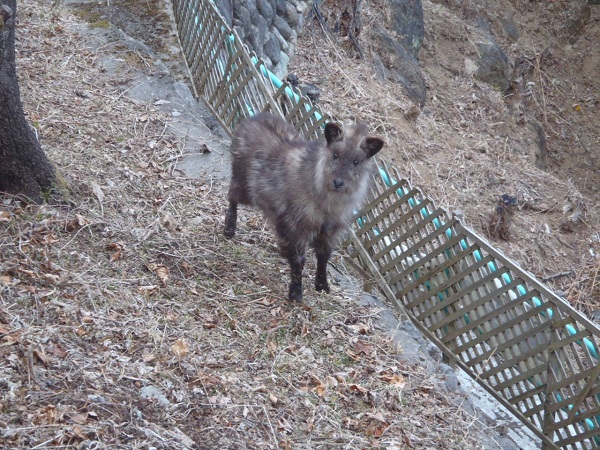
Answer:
333;178;344;190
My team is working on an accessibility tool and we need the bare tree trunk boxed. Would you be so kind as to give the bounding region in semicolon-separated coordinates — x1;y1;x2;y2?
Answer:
0;0;59;202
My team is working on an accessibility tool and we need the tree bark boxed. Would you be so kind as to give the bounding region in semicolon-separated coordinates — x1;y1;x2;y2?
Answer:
0;0;58;202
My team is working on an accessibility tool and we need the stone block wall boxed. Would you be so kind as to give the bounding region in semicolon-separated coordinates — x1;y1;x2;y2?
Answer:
216;0;312;79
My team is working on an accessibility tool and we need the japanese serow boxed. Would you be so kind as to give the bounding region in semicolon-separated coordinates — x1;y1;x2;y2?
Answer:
223;112;384;302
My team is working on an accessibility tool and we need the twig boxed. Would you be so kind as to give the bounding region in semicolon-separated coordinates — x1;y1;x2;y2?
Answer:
541;270;573;282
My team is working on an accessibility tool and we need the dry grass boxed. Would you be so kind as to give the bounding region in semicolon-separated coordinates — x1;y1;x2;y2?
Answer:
0;1;510;448
291;0;600;314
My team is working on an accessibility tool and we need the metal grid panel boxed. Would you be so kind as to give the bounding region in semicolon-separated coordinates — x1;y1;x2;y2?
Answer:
348;159;600;449
172;0;328;138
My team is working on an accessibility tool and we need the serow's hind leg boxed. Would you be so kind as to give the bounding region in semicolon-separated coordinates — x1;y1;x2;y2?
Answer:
223;200;238;238
278;225;307;302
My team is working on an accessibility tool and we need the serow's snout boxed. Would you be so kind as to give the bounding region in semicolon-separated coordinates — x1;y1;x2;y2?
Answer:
333;178;345;190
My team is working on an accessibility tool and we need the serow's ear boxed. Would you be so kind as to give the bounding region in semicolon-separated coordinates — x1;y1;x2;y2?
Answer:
324;122;343;144
362;137;384;158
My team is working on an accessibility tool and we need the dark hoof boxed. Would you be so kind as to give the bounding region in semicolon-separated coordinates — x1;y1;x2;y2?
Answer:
288;284;303;303
223;227;235;238
315;279;330;293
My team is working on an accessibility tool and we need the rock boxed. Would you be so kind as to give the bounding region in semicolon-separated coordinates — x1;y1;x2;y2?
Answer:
468;29;511;91
285;2;299;27
246;0;261;25
275;0;287;15
274;14;293;40
256;14;269;51
371;28;427;106
386;0;424;58
236;6;252;36
272;27;289;51
256;0;275;26
296;1;307;14
264;34;281;65
299;82;320;103
215;0;233;26
248;24;261;55
500;14;519;42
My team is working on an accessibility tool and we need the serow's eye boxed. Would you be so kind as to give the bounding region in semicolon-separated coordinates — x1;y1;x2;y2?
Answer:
353;160;359;166
333;153;339;160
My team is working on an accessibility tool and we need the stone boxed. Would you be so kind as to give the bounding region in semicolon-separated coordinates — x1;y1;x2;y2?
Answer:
285;2;299;27
272;27;289;52
246;0;261;25
257;0;275;26
299;82;320;103
215;0;233;26
500;14;519;42
274;15;293;40
296;1;307;14
371;28;427;106
238;6;252;36
264;34;281;65
469;29;511;91
275;0;287;15
248;24;262;55
387;0;424;58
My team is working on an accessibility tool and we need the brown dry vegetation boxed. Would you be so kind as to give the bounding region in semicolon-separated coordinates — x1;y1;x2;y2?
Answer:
0;1;510;449
292;0;600;318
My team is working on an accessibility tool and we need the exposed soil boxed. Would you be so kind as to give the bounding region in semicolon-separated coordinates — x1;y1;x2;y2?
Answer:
0;0;528;448
291;0;600;317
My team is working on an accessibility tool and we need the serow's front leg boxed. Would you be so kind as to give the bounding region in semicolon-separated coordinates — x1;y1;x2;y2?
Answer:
314;235;332;294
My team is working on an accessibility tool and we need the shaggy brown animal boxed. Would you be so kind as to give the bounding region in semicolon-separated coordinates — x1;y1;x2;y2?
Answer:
224;113;384;302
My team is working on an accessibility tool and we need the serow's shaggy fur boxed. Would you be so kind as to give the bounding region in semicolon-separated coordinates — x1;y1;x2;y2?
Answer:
224;113;384;302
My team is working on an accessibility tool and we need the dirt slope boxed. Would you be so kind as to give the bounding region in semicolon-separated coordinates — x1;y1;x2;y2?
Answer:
0;1;526;448
291;0;600;317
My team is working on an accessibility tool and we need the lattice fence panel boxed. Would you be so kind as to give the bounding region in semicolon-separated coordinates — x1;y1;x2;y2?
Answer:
172;0;328;138
348;159;600;449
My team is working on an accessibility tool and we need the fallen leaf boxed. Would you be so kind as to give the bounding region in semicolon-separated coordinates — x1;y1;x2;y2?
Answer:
380;373;406;389
348;323;370;334
366;422;389;438
90;182;105;203
367;412;388;423
138;285;159;296
170;339;189;359
0;210;10;221
43;273;60;284
66;214;90;232
269;392;279;405
354;340;375;356
67;411;88;425
348;384;368;394
106;243;123;262
142;352;156;363
47;342;68;359
33;348;48;365
151;264;169;286
315;384;326;397
0;275;14;285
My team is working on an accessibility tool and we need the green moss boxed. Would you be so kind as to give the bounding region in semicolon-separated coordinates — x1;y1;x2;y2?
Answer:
90;20;111;29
